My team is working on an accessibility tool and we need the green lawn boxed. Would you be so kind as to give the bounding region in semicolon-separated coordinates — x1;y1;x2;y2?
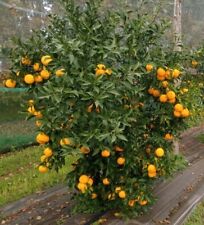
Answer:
0;146;76;207
184;202;204;225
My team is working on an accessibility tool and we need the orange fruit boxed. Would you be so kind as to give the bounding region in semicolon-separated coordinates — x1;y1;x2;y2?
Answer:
36;132;50;144
34;111;43;119
152;89;160;97
38;165;48;173
40;155;47;163
97;64;106;70
155;147;164;157
34;75;43;83
102;178;110;185
166;91;176;100
148;172;157;178
165;70;171;79
55;69;65;77
118;190;126;199
95;69;106;76
5;79;16;88
79;175;89;184
33;63;41;71
172;69;181;78
101;149;110;157
159;94;168;103
105;68;112;75
157;68;166;77
24;74;35;84
164;133;173;140
35;120;42;127
157;74;165;81
115;187;122;193
168;98;176;104
181;108;190;117
147;164;156;173
40;70;50;79
174;110;181;118
87;178;93;186
60;138;72;146
148;88;154;95
41;55;53;66
139;200;148;206
80;146;90;154
21;56;31;65
77;183;87;193
182;88;188;93
174;104;183;112
192;60;198;67
91;193;97;199
146;64;153;72
27;106;36;114
117;157;125;165
115;146;124;152
162;81;168;88
128;200;135;207
44;147;53;157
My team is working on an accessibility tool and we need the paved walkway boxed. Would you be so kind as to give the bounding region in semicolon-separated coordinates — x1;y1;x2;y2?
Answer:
0;124;204;225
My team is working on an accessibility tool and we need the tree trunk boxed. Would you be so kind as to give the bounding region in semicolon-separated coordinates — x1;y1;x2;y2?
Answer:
173;0;182;51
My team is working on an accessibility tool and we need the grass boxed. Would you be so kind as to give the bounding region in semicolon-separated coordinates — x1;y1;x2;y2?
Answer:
184;201;204;225
0;146;76;207
197;134;204;143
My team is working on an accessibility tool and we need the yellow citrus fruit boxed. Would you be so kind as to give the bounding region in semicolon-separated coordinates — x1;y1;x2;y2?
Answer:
174;104;183;112
44;147;53;157
5;79;16;88
97;64;106;70
24;74;35;84
80;146;90;154
55;69;65;77
162;81;168;88
34;75;43;83
35;120;42;127
87;178;93;186
159;94;168;103
181;108;190;117
172;69;181;78
40;70;50;79
192;60;198;67
118;190;126;199
27;106;36;114
36;133;50;144
95;69;106;76
166;91;176;100
101;149;110;157
164;133;173;140
41;55;53;66
105;68;112;75
147;164;156;173
33;63;41;71
77;183;87;193
102;178;110;185
139;200;148;206
115;187;122;193
165;70;171;79
91;193;97;199
174;110;181;118
146;64;153;72
157;74;165;81
155;147;164;157
38;165;48;173
152;89;160;97
128;200;135;207
21;56;31;65
117;157;125;165
148;171;157;178
79;175;89;184
60;138;72;146
157;68;166;77
168;98;176;104
115;146;124;152
40;155;47;163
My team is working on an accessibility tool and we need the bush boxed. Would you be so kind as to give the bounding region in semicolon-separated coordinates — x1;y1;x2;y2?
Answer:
3;0;201;217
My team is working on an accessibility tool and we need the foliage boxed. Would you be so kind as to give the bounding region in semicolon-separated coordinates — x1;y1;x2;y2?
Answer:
3;0;202;217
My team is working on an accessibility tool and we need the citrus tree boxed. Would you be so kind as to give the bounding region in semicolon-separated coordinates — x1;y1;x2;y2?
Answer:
3;0;197;217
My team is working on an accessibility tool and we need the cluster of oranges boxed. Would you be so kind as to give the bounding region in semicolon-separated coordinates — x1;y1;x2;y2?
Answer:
4;55;65;88
77;175;94;193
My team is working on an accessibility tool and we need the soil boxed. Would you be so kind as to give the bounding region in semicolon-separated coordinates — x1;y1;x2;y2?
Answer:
0;124;204;225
